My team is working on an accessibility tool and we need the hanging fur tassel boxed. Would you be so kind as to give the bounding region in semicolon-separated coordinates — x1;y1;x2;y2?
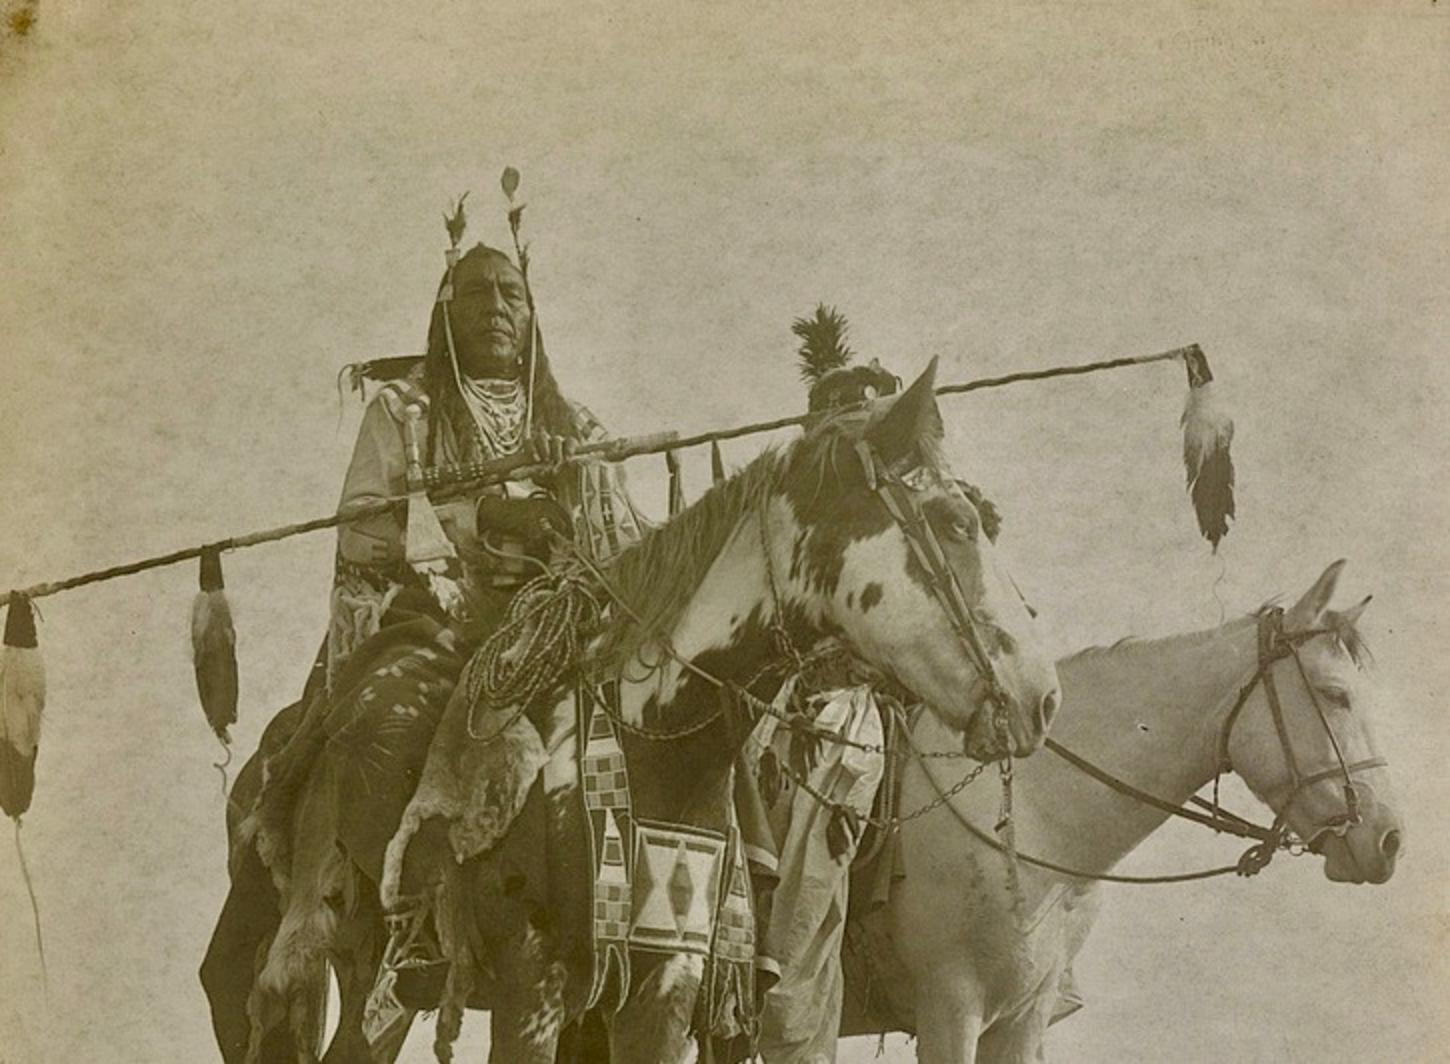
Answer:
666;450;685;517
711;440;727;486
0;595;46;820
1181;346;1236;552
191;548;238;751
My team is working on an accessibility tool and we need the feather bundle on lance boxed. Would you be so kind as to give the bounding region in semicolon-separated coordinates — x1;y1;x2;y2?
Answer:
191;548;238;746
0;595;45;819
1180;346;1236;551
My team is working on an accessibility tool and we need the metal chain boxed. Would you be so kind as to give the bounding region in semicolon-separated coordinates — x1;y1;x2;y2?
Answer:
772;749;992;831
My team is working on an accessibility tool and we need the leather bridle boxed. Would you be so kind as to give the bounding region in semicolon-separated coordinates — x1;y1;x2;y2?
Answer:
850;440;1015;748
1213;606;1386;866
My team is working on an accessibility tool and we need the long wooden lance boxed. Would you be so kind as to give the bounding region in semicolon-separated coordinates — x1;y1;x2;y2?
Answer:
0;341;1222;610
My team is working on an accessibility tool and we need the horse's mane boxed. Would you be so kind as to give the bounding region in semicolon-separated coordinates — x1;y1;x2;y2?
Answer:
590;394;950;669
594;445;788;667
1063;604;1372;669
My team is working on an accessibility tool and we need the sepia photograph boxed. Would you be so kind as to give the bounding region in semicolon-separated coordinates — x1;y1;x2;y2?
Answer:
1;2;1445;1061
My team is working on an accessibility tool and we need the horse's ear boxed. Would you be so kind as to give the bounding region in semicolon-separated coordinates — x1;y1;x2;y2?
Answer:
1329;594;1373;634
1286;559;1347;630
865;357;943;469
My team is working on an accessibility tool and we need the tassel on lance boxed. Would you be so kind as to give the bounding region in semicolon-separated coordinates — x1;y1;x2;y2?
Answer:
191;547;238;753
711;440;727;486
402;405;465;615
1180;345;1236;552
0;594;45;820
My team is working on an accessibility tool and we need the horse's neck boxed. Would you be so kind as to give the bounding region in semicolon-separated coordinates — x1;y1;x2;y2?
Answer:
1013;616;1260;875
615;517;777;727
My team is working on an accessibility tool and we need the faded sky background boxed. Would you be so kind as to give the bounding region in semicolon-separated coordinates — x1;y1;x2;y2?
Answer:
1;1;1446;1061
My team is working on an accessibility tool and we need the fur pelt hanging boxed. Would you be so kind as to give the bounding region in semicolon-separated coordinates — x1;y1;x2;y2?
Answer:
0;595;45;819
191;548;238;746
1180;347;1236;551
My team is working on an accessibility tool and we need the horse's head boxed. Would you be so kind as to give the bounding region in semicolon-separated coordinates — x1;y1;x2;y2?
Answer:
1224;560;1403;884
768;359;1061;759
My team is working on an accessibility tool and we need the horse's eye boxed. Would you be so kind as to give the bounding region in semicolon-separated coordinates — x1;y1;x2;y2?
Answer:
946;512;979;543
1319;687;1352;710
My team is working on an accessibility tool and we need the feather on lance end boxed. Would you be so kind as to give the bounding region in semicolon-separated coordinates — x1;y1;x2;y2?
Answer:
1180;348;1236;551
711;440;727;485
192;549;238;745
1;595;45;819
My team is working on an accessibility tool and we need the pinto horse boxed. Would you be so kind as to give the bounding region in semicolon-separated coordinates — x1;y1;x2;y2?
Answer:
843;559;1402;1063
202;361;1062;1063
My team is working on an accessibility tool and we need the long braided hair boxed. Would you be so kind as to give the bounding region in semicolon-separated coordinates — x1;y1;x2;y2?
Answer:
421;244;579;464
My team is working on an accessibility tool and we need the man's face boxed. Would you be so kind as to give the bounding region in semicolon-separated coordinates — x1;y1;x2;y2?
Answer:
448;249;532;378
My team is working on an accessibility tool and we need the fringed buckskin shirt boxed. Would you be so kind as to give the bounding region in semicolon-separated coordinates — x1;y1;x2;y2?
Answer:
328;366;648;686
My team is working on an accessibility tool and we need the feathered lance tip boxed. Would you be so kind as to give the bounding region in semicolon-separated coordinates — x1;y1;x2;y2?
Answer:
1180;346;1236;551
0;595;46;820
191;548;238;748
793;304;855;384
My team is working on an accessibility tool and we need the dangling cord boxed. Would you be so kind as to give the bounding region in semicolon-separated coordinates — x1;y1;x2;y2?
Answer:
996;755;1024;923
213;738;233;798
13;818;47;991
1211;551;1228;626
523;314;539;442
992;700;1025;921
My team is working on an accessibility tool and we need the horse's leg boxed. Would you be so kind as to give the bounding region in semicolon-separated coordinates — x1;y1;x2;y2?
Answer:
483;918;571;1064
914;972;985;1064
974;997;1054;1064
253;758;349;1064
605;953;703;1064
202;842;305;1064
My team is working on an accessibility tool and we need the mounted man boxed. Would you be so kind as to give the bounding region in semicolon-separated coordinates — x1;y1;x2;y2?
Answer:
201;194;649;1061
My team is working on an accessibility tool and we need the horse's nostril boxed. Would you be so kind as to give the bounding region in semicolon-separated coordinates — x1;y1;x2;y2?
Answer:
1380;829;1401;859
1039;688;1061;728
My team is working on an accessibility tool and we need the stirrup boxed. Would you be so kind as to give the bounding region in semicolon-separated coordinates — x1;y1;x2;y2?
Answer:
381;894;448;975
363;897;446;1049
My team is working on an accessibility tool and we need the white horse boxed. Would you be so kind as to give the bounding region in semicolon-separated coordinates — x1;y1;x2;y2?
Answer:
850;559;1403;1063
